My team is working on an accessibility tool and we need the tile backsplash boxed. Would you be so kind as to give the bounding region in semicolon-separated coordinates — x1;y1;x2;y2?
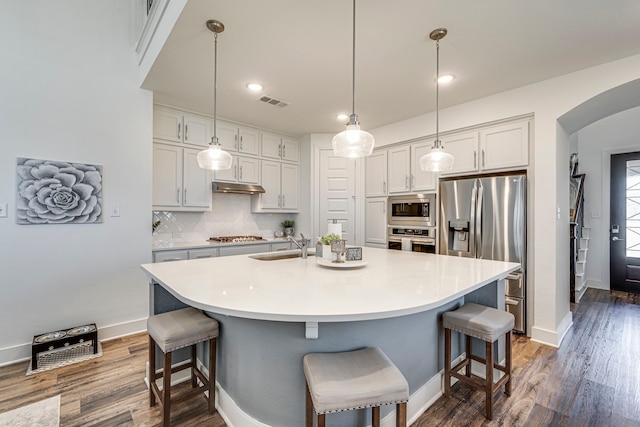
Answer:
153;193;296;244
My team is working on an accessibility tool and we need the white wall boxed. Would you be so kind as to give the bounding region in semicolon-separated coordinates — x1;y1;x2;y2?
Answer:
576;106;640;290
0;1;153;364
369;53;640;347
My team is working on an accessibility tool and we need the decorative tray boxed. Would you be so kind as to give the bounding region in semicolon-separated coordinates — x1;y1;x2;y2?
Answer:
316;258;368;269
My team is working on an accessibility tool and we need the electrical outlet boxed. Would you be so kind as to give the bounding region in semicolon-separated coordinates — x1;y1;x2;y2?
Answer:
0;202;7;218
110;205;120;217
591;211;600;219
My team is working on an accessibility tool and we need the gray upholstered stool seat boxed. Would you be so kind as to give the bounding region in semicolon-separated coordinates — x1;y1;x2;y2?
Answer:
442;303;514;421
148;307;219;427
303;347;409;427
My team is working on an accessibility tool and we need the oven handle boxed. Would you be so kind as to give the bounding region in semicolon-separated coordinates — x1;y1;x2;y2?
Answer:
388;236;435;245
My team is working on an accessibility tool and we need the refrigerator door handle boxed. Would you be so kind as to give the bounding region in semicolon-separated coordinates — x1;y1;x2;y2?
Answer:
470;185;478;258
475;183;484;259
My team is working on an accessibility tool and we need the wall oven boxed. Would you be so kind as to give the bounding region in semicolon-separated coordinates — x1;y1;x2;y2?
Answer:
388;227;436;253
388;194;436;227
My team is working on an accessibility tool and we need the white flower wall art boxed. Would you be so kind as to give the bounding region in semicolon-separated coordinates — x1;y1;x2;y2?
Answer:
16;158;103;224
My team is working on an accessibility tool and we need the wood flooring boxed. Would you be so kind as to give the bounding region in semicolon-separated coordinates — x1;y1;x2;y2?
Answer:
0;288;638;426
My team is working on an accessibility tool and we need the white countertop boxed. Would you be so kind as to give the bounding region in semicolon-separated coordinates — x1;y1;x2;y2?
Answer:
141;247;519;323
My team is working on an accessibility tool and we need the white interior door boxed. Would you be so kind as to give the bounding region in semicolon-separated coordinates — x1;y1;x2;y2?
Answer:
318;149;356;244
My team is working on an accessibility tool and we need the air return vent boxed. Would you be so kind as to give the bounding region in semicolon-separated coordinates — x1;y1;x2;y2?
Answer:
258;95;289;108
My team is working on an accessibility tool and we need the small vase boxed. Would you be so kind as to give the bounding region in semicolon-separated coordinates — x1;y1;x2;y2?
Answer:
284;227;294;237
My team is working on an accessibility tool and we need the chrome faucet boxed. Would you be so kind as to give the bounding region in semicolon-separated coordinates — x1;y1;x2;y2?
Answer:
288;234;310;259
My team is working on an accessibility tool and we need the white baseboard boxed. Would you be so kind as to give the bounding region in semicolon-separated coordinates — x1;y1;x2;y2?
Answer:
530;311;573;348
0;317;147;367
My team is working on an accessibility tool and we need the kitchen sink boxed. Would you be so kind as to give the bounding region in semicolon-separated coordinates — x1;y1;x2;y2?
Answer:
250;251;314;261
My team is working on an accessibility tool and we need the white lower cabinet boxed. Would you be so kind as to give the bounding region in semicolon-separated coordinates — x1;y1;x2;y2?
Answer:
365;197;388;247
219;244;271;257
153;143;211;211
252;160;299;212
188;248;219;259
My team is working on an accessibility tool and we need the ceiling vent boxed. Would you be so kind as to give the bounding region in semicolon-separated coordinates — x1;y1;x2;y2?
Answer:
258;95;289;108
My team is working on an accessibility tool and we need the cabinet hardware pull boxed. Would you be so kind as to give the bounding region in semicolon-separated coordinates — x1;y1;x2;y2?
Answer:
383;202;386;213
405;175;409;189
283;144;286;158
234;135;238;150
482;149;485;167
383;181;386;194
474;151;477;169
184;188;187;204
278;194;281;207
239;166;243;180
185;124;188;140
279;143;282;158
240;136;243;150
234;164;237;179
176;188;180;203
177;123;181;139
411;175;414;190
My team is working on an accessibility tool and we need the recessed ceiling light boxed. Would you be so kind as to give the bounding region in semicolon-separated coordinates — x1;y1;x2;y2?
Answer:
336;113;349;121
437;74;454;84
246;82;263;92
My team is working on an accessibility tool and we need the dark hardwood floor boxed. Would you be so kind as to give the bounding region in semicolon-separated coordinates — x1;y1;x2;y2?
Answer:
0;288;638;426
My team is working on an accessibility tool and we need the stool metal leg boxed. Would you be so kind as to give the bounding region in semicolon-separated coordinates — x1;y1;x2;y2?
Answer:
465;335;472;377
372;406;380;427
163;350;172;427
485;341;494;421
305;384;313;427
190;344;197;388
209;338;217;415
444;327;451;397
396;402;407;427
505;330;512;396
149;336;156;407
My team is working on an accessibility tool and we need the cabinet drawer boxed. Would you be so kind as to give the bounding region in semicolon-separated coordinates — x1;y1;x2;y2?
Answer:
153;250;189;263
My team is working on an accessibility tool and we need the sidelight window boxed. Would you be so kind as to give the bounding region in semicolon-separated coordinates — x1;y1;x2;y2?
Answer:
627;159;640;258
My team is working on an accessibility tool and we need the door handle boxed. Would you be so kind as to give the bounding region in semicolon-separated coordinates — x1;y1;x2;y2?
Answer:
612;236;624;241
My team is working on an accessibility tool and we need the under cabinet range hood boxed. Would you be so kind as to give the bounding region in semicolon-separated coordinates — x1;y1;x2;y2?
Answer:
212;181;265;194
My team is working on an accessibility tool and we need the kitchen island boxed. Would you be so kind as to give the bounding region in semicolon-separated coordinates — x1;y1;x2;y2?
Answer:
141;247;519;426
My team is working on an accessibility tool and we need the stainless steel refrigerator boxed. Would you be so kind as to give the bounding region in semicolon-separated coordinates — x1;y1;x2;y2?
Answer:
439;174;526;333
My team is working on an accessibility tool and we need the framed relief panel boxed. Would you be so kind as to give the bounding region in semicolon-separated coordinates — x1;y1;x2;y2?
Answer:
16;157;103;224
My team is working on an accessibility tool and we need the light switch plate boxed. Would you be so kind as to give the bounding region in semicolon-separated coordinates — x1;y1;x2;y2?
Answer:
0;202;7;218
110;205;120;217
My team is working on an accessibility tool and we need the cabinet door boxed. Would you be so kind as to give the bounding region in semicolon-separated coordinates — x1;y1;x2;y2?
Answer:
480;121;529;171
153;250;189;262
261;132;282;160
188;248;219;259
388;146;411;194
183;148;211;208
281;163;299;210
153;144;182;207
219;243;270;256
365;151;387;197
153;108;182;143
440;132;479;176
183;113;210;147
258;160;281;209
216;120;239;152
213;156;238;182
411;142;437;192
281;137;299;162
238;156;260;184
365;197;388;245
239;126;260;155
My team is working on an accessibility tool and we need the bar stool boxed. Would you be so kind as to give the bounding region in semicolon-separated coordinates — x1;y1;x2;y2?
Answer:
303;347;409;427
147;307;219;427
442;303;514;420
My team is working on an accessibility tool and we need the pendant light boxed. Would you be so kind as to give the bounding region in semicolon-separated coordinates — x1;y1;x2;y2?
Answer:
332;0;375;158
419;28;454;172
197;19;233;170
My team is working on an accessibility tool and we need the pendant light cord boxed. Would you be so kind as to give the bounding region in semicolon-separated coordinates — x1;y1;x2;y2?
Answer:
351;0;357;117
213;32;218;145
435;37;440;145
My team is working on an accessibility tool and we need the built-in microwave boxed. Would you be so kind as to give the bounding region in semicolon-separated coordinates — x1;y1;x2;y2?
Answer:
388;194;436;227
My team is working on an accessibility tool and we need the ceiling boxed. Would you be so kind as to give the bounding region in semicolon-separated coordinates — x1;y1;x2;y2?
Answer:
142;0;640;137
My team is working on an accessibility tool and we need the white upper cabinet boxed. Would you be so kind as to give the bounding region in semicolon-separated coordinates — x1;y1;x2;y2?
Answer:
214;155;260;184
261;132;299;162
387;143;436;194
365;151;387;197
252;160;299;212
215;120;260;156
410;141;437;192
479;121;529;171
153;143;211;211
441;120;530;176
153;106;210;147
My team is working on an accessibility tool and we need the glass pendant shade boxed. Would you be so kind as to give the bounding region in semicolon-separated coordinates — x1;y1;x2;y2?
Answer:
197;140;233;170
420;141;454;171
332;123;375;158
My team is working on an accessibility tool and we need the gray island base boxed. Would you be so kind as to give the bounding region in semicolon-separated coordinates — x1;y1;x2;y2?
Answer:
142;247;518;426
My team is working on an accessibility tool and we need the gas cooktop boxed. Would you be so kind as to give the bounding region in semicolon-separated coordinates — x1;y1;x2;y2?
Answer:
208;235;267;243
